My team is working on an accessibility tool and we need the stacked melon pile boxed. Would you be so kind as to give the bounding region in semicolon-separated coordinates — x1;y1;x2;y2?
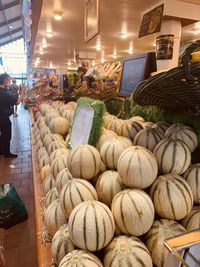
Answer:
32;103;200;267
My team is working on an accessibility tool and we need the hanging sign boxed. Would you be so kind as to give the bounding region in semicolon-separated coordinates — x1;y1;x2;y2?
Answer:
139;4;164;38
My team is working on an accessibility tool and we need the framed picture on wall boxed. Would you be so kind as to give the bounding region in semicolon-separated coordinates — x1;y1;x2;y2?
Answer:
84;0;99;43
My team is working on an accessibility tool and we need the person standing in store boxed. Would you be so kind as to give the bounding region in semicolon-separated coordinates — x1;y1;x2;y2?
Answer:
0;74;18;158
9;79;19;116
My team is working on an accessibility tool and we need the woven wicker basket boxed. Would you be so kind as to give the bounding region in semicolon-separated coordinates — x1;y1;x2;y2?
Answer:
133;40;200;117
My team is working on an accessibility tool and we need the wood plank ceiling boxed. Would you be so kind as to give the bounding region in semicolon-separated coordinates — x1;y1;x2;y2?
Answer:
31;0;200;72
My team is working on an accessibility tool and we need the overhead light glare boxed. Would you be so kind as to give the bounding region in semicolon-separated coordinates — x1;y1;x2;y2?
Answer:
128;48;133;54
193;29;200;34
54;12;62;21
96;43;101;51
47;32;53;38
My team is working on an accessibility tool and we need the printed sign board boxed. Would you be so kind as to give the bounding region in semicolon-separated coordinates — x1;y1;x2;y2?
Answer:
70;106;94;149
139;4;164;38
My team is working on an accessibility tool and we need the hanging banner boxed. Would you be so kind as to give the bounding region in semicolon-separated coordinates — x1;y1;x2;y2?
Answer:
139;4;164;38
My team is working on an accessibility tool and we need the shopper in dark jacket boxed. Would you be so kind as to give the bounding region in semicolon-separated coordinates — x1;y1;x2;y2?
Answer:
0;74;18;157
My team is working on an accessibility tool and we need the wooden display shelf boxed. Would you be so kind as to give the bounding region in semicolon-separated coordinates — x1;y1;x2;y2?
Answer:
30;111;52;267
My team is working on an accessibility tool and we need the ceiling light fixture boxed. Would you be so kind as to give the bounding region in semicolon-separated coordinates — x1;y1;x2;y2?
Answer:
96;43;101;51
118;32;128;39
47;32;53;38
54;11;63;21
193;29;200;35
128;48;133;54
9;25;13;29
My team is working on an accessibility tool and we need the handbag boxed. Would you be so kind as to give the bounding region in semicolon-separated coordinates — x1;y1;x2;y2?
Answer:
0;183;28;229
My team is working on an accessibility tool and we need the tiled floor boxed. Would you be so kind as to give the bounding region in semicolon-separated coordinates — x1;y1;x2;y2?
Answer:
0;105;37;267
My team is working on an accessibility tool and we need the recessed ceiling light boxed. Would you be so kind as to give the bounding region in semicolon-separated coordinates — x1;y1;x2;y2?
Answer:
54;12;62;21
118;32;128;39
128;48;133;54
193;29;200;34
96;43;101;51
47;32;53;38
9;25;13;29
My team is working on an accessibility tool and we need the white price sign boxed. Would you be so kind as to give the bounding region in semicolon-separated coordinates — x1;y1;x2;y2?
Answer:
70;106;94;149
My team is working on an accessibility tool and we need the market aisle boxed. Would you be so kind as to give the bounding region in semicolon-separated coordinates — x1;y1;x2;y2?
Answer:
0;104;37;267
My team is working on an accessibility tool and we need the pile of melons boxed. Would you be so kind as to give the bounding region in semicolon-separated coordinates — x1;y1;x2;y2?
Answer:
31;101;200;267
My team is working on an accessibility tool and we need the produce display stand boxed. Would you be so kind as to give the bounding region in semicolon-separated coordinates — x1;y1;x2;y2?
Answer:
30;110;52;267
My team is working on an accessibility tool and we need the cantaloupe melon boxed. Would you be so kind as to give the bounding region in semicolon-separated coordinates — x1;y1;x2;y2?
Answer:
59;250;103;267
181;206;200;231
100;139;132;170
67;145;101;180
49;117;69;136
134;128;163;152
96;129;117;150
51;155;68;179
111;189;155;236
40;164;51;182
95;170;125;207
61;109;74;125
152;121;170;134
45;111;60;126
145;219;186;267
45;188;58;208
68;200;115;251
150;173;193;220
56;168;73;193
39;103;51;115
117;146;158;188
44;199;67;237
43;175;55;195
60;178;98;218
153;138;191;175
117;120;143;140
49;148;69;164
43;133;64;149
165;124;198;152
51;224;75;265
47;140;66;155
183;163;200;204
104;235;152;267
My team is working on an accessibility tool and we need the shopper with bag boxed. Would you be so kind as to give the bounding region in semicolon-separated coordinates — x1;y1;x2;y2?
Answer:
0;74;18;158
